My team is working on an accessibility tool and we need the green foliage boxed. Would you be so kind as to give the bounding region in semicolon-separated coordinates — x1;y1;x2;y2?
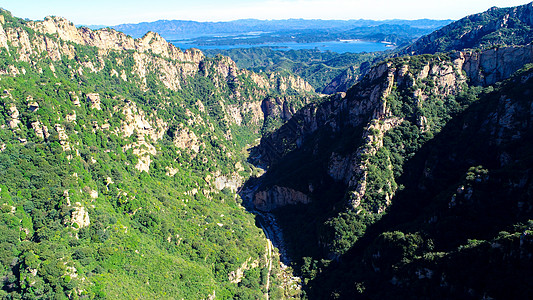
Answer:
0;11;291;299
403;3;533;54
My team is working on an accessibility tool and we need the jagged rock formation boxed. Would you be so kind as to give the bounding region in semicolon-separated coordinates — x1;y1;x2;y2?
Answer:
0;9;317;174
243;3;533;297
248;43;533;262
255;44;533;171
456;45;533;85
321;61;376;94
254;186;311;211
321;65;361;94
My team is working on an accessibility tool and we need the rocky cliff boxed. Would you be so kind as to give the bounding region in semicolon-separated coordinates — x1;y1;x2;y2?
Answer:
0;9;318;175
308;61;533;300
255;44;533;171
248;44;533;263
0;10;314;94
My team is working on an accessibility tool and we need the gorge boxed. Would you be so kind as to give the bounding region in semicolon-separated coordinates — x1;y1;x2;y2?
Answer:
1;2;533;299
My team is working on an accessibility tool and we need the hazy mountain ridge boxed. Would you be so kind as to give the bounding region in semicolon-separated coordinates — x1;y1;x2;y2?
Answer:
112;19;452;40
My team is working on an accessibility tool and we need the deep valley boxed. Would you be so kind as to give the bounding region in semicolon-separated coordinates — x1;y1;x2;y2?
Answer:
0;1;533;299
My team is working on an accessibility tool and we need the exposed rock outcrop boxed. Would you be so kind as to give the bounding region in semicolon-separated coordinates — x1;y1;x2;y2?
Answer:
86;93;101;110
255;45;533;169
252;44;532;212
29;17;204;63
213;175;242;193
229;258;259;283
7;103;20;128
456;45;533;86
71;204;90;229
254;186;311;211
173;125;201;153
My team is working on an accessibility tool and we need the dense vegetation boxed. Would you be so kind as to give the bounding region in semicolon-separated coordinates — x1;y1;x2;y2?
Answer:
401;2;533;55
244;2;533;297
0;9;316;299
307;64;533;299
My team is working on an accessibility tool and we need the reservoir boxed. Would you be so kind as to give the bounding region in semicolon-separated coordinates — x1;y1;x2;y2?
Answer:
171;39;394;53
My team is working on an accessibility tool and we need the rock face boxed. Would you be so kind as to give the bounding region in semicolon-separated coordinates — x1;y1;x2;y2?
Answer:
255;45;533;169
261;96;301;122
213;175;242;193
86;93;101;110
251;44;533;212
29;16;204;62
322;65;360;94
0;12;313;97
312;63;533;300
457;45;533;86
254;186;311;211
322;61;374;94
71;205;90;229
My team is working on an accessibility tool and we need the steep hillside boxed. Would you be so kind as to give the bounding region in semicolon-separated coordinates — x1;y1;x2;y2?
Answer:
322;2;533;95
246;41;533;297
321;63;373;95
0;10;316;299
402;2;533;55
309;62;533;299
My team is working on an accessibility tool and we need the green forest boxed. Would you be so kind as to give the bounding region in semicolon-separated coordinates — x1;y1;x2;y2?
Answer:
0;9;318;299
1;1;533;299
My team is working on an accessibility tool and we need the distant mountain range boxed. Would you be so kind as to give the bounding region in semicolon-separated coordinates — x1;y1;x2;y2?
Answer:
110;18;453;40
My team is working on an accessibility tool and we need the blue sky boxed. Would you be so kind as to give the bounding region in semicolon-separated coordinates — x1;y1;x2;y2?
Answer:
1;0;530;25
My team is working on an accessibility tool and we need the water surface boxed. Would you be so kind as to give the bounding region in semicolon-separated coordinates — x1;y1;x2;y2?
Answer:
172;40;394;53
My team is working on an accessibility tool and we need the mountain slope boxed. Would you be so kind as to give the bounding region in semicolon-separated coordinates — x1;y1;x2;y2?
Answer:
246;38;533;297
322;2;533;95
402;2;533;55
0;10;316;299
205;48;382;93
308;62;533;299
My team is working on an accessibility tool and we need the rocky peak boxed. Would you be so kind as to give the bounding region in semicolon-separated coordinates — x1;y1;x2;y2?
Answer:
29;16;204;63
